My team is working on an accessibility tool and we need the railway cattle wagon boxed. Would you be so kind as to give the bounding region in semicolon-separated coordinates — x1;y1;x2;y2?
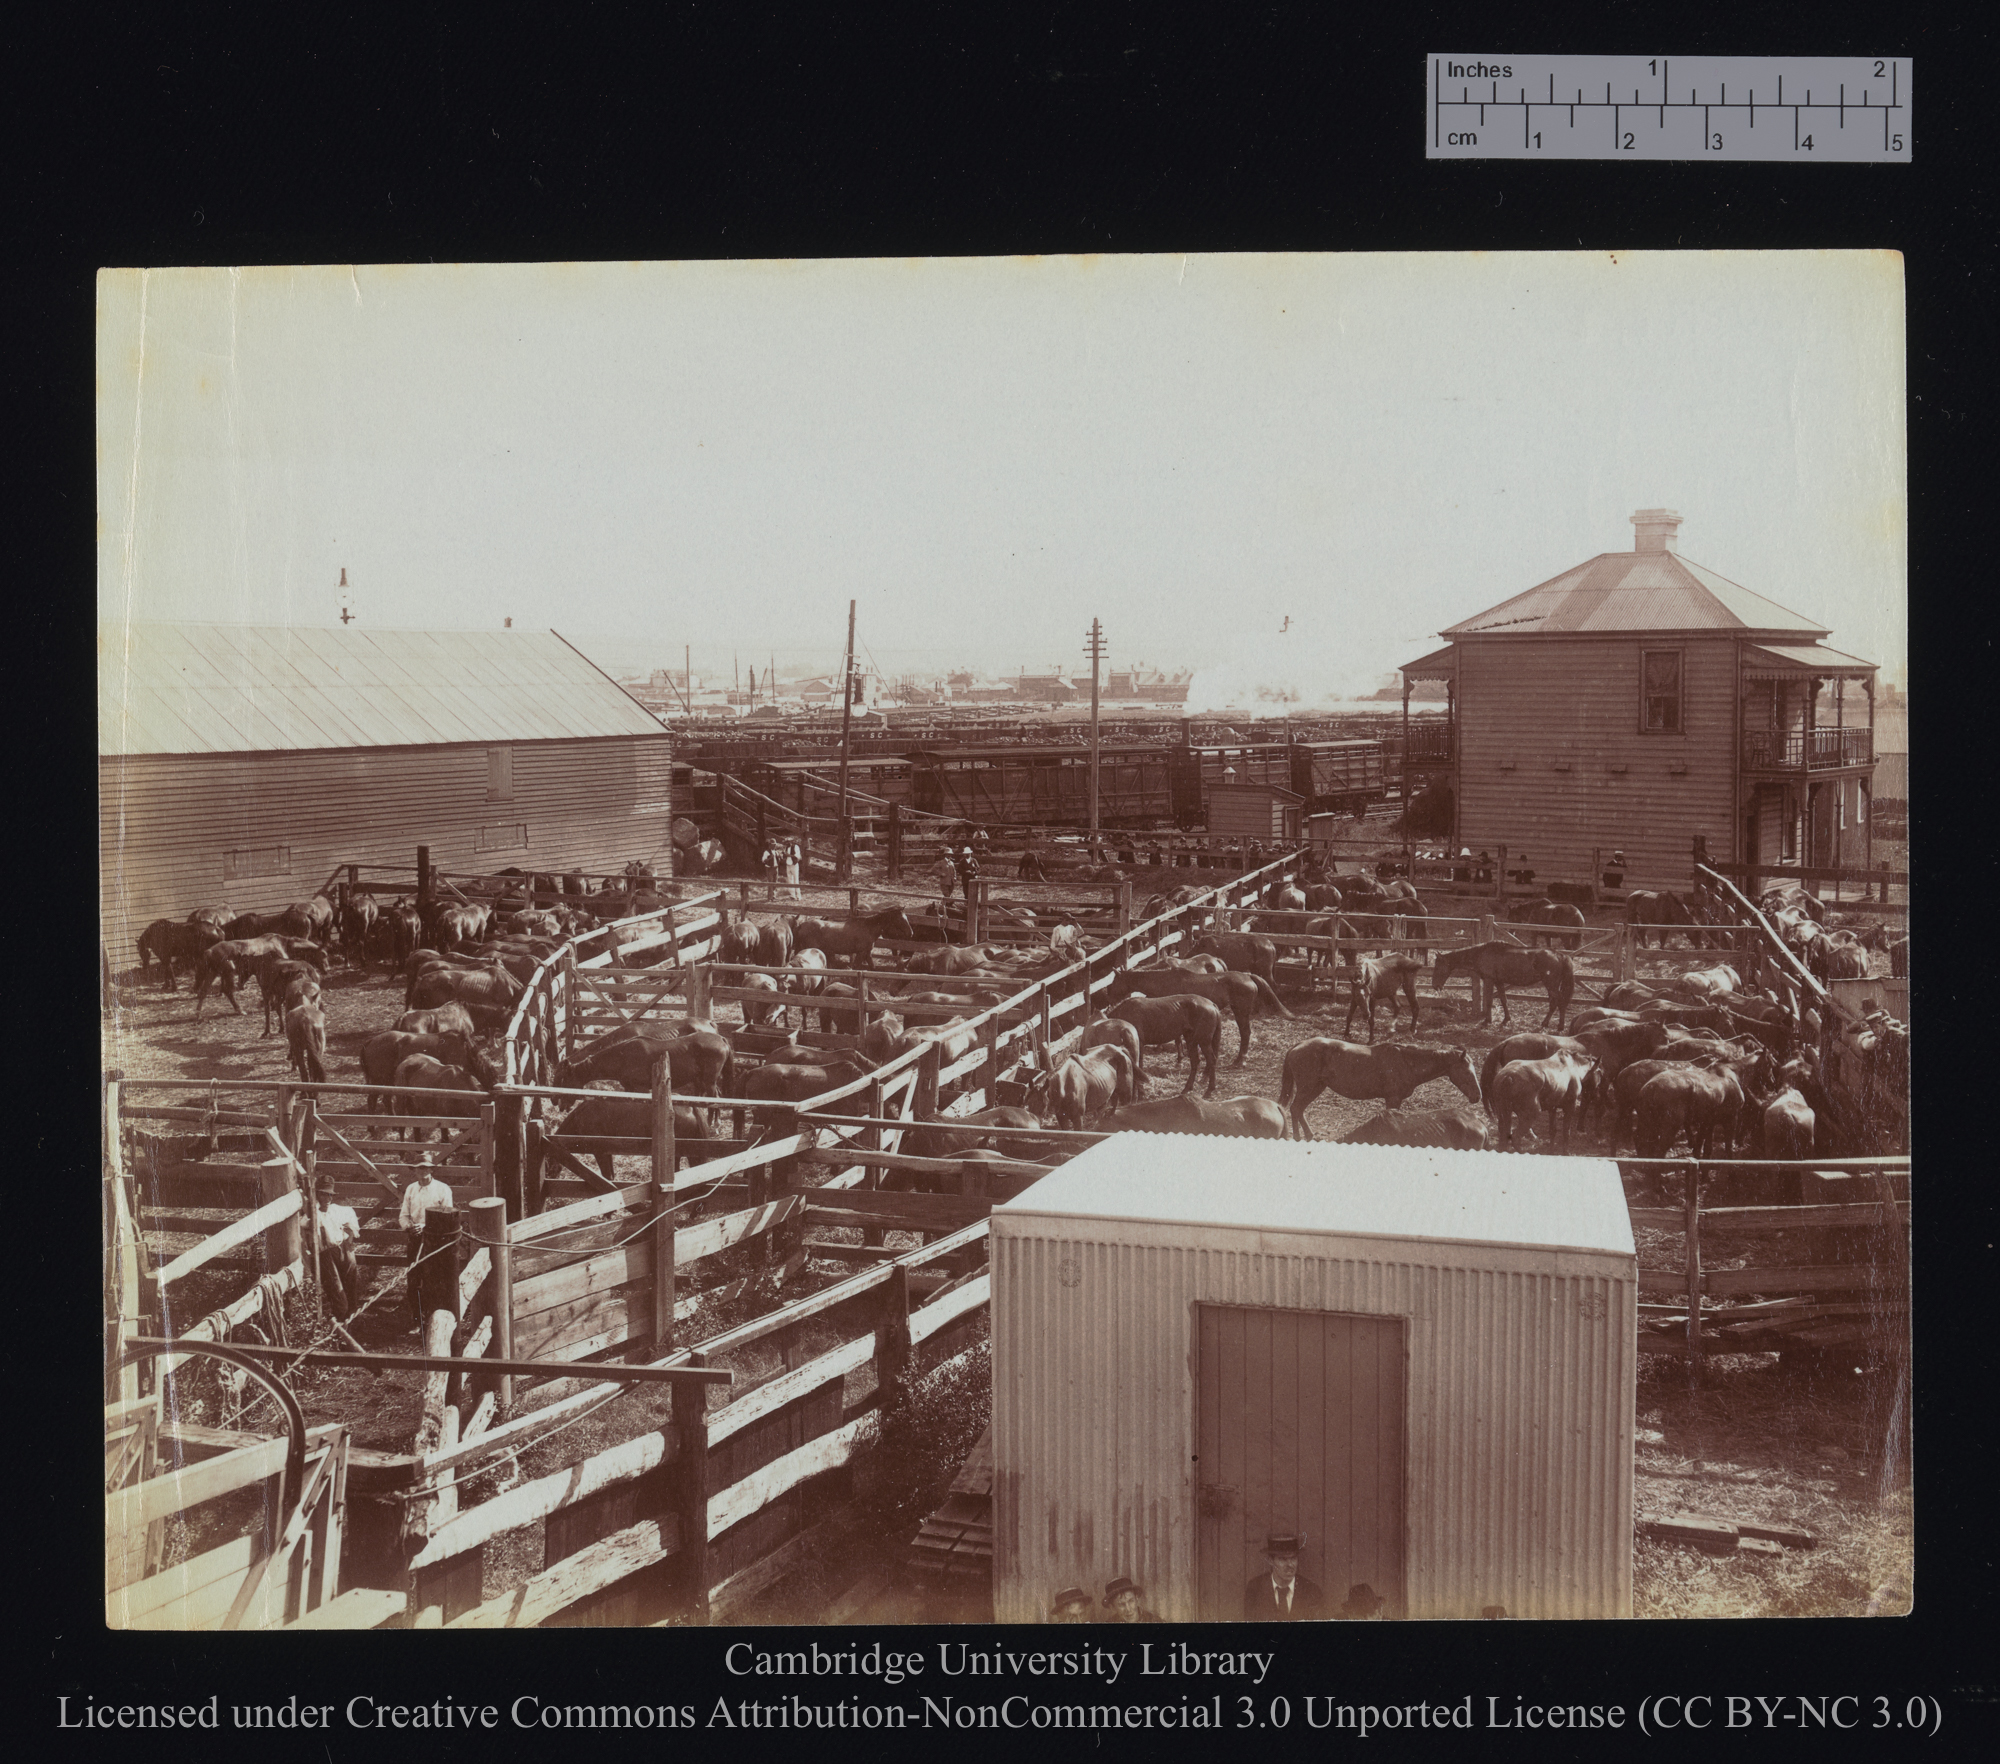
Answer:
990;1134;1637;1622
1290;738;1388;814
907;744;1179;827
99;623;674;955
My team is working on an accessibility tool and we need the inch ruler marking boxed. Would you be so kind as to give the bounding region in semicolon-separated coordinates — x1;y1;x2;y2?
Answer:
1427;56;1910;161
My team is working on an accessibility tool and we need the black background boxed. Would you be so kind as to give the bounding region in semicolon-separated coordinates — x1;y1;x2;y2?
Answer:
20;1;1990;1750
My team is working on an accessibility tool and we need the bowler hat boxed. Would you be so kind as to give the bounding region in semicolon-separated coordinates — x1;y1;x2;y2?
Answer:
1102;1576;1144;1605
1264;1533;1304;1556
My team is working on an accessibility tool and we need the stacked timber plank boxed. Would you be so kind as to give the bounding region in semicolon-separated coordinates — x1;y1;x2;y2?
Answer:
905;1424;993;1617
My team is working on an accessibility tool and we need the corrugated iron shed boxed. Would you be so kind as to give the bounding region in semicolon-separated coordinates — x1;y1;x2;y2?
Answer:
99;623;663;757
1442;551;1829;638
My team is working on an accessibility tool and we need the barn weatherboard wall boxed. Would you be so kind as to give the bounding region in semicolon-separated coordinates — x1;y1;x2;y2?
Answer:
989;1135;1636;1623
99;624;672;949
1400;509;1879;888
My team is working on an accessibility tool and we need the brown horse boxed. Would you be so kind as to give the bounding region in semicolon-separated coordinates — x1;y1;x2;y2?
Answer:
1278;1038;1481;1138
1104;1094;1286;1137
1431;942;1573;1030
1511;898;1585;950
1343;953;1426;1040
1627;890;1705;949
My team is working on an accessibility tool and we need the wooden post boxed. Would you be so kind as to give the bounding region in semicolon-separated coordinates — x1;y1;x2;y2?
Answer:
877;1264;912;1413
1495;843;1507;901
477;1102;497;1199
298;1099;322;1320
468;1197;513;1412
978;1016;1000;1110
494;1091;527;1220
416;845;431;917
860;1078;887;1250
650;1055;677;1349
687;961;712;1023
258;1154;302;1274
1612;922;1630;984
1683;1163;1704;1382
560;948;577;1067
1116;880;1133;933
680;1353;712;1623
888;802;903;881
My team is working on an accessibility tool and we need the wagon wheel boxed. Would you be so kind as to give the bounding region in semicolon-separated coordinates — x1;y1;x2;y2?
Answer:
109;1342;307;1627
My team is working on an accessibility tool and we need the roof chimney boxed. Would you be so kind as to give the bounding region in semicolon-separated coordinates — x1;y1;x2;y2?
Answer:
1631;508;1684;554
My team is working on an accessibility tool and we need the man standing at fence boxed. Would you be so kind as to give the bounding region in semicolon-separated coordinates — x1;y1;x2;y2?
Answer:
784;839;803;900
934;846;962;940
761;843;780;901
314;1174;364;1320
398;1162;456;1332
958;843;981;938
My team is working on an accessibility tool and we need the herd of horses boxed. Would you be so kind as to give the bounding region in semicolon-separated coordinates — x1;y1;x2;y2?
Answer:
124;862;1891;1199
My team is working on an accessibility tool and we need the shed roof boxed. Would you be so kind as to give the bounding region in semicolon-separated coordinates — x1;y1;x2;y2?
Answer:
1441;551;1829;639
99;624;666;757
996;1134;1633;1258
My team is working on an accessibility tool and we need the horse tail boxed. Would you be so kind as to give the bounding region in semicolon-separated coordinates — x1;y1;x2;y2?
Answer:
1277;1049;1296;1109
1252;975;1293;1018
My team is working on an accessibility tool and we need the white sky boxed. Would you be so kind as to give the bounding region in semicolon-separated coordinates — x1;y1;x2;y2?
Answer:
97;252;1907;696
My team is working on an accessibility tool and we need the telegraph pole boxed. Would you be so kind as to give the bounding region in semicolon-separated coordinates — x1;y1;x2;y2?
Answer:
837;599;857;881
1084;617;1107;836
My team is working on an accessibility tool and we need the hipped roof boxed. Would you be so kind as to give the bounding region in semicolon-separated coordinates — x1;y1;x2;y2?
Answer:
1442;550;1830;639
100;623;665;757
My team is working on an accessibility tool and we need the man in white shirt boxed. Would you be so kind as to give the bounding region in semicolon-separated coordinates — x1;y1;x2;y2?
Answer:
784;840;803;900
314;1177;363;1319
398;1165;456;1329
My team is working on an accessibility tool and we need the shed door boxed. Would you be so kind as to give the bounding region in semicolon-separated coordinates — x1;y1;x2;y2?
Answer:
1194;1304;1405;1621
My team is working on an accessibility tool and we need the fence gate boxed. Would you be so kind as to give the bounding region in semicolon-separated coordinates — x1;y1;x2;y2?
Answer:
1492;919;1625;1005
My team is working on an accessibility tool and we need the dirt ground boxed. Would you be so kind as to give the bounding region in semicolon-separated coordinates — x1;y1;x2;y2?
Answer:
106;872;1911;1620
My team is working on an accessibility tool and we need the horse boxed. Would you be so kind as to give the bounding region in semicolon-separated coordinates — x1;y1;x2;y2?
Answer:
1106;965;1290;1064
1104;995;1224;1096
284;997;328;1083
1337;1104;1495;1151
1431;942;1573;1030
1479;1033;1591;1106
1758;1086;1817;1159
1634;1064;1750;1159
789;907;916;966
1278;1038;1481;1139
1024;1044;1136;1130
1627;890;1703;949
136;917;221;990
1104;1095;1287;1138
1512;898;1585;950
1489;1052;1598;1151
1343;953;1425;1041
1187;931;1280;984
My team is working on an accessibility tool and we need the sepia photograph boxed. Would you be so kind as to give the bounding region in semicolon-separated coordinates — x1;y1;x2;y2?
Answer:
100;250;1909;1632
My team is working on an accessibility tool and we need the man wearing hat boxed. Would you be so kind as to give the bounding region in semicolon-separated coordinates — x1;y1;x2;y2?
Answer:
1102;1576;1160;1623
1244;1533;1325;1620
1048;1586;1093;1624
314;1174;363;1320
1339;1583;1387;1620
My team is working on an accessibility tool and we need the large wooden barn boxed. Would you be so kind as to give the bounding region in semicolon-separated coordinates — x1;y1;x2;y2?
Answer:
1401;510;1879;886
99;624;673;950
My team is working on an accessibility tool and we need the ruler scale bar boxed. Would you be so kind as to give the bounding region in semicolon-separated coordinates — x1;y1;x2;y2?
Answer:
1427;55;1910;160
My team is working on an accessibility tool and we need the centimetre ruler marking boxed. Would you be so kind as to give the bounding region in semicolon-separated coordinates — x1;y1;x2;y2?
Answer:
1428;56;1911;161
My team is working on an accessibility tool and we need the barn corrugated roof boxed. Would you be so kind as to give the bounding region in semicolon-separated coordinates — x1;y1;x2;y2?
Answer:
996;1134;1634;1259
1441;551;1830;638
99;623;665;756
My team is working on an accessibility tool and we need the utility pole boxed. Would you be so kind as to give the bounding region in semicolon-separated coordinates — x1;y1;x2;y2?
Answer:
837;599;857;882
1084;617;1107;836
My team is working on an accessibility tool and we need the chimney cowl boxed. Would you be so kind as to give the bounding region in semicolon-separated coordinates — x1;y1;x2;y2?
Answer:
1631;508;1684;553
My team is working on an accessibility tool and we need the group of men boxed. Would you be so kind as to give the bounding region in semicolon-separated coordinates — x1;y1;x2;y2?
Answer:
1046;1535;1387;1623
760;840;804;900
310;1160;460;1332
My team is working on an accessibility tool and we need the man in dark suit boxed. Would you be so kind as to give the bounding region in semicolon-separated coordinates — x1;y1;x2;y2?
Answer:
1244;1533;1325;1620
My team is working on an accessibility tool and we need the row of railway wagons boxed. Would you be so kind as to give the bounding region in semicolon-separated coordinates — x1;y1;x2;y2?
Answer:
720;740;1388;829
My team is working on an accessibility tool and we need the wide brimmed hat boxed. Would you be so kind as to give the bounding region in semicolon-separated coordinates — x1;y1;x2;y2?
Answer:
1102;1576;1144;1605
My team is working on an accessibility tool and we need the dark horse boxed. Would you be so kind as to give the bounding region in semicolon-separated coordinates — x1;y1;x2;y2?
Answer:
1510;898;1586;950
1626;889;1707;949
1432;942;1574;1030
788;907;916;966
